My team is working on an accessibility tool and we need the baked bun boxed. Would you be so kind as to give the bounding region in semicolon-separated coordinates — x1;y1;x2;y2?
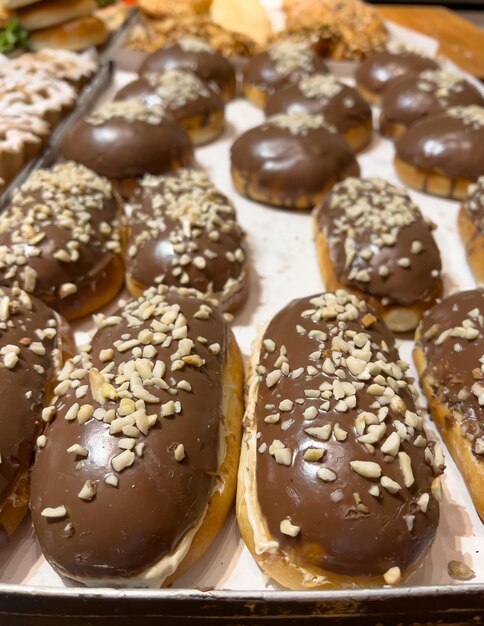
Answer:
2;0;42;8
16;0;96;32
139;37;236;102
231;112;359;210
28;16;109;52
125;169;248;313
265;73;373;153
30;286;244;587
394;105;484;200
459;177;484;284
414;289;484;520
0;162;124;321
381;70;484;139
237;290;443;590
313;178;442;333
138;0;212;17
115;69;224;146
355;49;439;105
62;97;194;180
0;286;66;544
242;41;329;108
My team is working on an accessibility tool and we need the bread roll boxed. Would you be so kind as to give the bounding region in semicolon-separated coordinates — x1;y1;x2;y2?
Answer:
17;0;96;32
238;290;443;590
28;16;108;52
2;0;42;9
458;176;484;284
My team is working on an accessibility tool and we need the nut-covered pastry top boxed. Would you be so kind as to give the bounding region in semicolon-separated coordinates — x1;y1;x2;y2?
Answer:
0;162;121;309
417;289;484;459
30;287;228;581
395;105;484;181
314;178;441;306
86;98;166;126
464;176;484;233
126;169;246;307
254;291;442;577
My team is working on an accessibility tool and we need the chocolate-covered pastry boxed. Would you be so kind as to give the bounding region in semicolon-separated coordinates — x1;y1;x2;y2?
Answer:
115;70;225;146
30;286;244;587
265;73;373;152
139;37;236;101
381;70;484;139
237;290;443;590
414;289;484;519
231;112;359;210
125;170;247;312
313;178;442;333
242;41;329;107
394;105;484;200
0;286;65;545
0;162;123;321
355;49;439;105
458;177;484;283
62;97;194;181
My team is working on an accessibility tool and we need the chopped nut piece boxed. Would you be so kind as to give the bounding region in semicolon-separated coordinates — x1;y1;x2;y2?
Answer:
174;443;185;461
350;460;381;479
383;566;401;585
78;480;96;501
303;448;325;462
447;560;475;581
41;506;67;519
280;519;300;537
317;467;336;482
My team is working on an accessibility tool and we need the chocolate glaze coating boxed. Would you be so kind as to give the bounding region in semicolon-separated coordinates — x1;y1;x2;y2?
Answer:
314;178;441;306
382;70;484;129
31;288;228;580
355;50;439;96
255;292;441;577
418;289;484;457
395;106;484;181
0;163;121;310
265;74;372;135
464;176;484;233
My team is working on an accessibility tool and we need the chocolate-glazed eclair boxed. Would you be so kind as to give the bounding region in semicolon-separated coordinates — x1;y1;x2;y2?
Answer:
265;73;373;153
458;177;484;284
62;97;193;183
139;37;236;102
242;41;329;108
125;170;247;313
355;49;439;105
237;290;443;590
0;162;124;321
313;178;442;333
231;112;359;211
115;70;225;146
414;289;484;519
394;105;484;200
30;286;244;587
381;70;484;139
0;286;66;545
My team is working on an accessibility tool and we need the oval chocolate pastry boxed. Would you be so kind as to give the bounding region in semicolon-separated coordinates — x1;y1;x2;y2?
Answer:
62;97;194;181
125;169;248;313
380;69;484;140
0;286;66;545
30;286;244;587
237;290;443;590
355;49;439;105
231;111;359;211
0;162;123;321
139;37;236;102
414;289;484;520
115;69;225;146
394;105;484;200
242;41;329;108
313;177;442;333
458;176;484;284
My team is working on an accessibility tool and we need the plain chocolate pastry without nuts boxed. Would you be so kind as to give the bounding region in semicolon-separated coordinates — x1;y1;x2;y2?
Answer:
237;290;443;590
231;111;359;210
380;70;484;139
115;69;225;146
265;73;373;153
139;37;236;102
62;97;194;181
414;289;484;520
313;178;442;333
0;162;124;321
458;177;484;284
0;286;66;546
125;169;248;313
30;286;244;587
394;105;484;201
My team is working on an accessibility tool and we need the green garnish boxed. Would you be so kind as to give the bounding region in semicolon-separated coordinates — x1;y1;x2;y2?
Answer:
0;19;28;54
